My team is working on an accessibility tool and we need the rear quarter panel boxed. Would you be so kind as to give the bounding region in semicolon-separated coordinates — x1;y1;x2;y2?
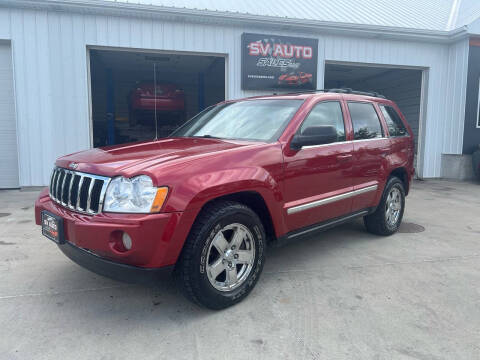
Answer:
376;100;415;190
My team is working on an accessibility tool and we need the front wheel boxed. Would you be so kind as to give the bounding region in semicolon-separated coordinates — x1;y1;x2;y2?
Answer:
175;201;266;309
364;177;405;236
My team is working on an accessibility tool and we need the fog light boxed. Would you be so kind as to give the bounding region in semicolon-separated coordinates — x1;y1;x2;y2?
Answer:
122;232;132;250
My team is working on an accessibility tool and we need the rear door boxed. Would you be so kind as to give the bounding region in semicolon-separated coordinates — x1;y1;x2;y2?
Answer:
347;101;390;212
283;99;354;232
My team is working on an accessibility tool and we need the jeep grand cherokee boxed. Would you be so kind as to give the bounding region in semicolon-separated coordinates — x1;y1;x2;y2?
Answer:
35;90;414;309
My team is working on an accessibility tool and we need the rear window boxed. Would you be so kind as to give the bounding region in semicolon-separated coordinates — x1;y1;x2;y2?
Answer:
348;102;384;140
380;105;408;137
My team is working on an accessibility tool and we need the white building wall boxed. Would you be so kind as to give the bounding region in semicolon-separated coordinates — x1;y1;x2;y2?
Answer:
0;7;470;185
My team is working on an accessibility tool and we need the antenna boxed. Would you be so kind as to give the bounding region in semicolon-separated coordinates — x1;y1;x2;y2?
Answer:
153;62;158;140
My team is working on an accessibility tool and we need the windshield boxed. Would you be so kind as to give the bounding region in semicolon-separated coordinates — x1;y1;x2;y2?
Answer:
170;99;304;142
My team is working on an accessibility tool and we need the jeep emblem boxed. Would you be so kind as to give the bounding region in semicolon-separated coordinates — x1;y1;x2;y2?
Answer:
69;162;79;170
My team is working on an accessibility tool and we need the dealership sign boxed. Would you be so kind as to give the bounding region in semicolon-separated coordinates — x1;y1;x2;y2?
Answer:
241;33;318;90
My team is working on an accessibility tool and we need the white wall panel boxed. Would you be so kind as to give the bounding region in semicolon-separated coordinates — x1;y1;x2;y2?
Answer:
0;8;11;39
0;7;470;184
443;39;469;155
0;42;19;188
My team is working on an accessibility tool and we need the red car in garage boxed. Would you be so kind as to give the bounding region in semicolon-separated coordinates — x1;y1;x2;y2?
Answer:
129;82;185;124
278;72;313;86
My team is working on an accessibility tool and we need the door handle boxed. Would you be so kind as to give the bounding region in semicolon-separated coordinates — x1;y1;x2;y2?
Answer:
337;154;353;162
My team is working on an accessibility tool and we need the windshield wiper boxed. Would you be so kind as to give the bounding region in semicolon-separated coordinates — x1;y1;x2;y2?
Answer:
197;134;220;139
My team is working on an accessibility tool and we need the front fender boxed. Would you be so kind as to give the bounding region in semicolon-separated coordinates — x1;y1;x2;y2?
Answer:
164;166;287;237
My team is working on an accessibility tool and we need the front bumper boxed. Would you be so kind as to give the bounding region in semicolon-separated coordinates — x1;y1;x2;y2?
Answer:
58;241;173;284
35;188;196;270
131;97;184;111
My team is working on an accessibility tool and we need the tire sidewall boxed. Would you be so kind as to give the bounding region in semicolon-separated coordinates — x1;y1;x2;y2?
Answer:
382;179;405;232
192;206;265;306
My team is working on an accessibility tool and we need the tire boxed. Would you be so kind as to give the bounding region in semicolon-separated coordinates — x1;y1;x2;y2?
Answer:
364;177;405;236
175;201;266;309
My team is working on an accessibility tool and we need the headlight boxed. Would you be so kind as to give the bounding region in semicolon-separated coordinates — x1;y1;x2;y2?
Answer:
103;175;168;213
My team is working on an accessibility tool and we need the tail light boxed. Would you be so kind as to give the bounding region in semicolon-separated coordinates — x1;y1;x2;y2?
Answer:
134;85;183;98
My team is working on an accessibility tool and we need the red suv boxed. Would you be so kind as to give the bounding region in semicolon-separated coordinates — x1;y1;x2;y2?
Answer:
35;90;414;309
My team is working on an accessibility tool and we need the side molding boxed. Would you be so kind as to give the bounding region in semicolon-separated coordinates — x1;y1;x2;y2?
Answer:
287;185;378;215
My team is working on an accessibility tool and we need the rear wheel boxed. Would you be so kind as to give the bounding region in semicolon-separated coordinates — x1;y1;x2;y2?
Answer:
364;177;405;236
175;201;266;309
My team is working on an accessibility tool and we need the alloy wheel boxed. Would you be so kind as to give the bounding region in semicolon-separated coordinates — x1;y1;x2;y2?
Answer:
385;187;402;227
206;223;255;292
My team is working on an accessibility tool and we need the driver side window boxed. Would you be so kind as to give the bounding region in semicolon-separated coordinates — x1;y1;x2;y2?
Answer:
300;101;346;142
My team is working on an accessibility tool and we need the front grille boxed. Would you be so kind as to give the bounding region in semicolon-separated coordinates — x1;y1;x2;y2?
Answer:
49;167;111;215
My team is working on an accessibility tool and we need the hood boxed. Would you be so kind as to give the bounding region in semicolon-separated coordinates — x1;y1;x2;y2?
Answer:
56;137;261;178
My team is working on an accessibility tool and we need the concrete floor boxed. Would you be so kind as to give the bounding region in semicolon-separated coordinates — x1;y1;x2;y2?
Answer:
0;180;479;360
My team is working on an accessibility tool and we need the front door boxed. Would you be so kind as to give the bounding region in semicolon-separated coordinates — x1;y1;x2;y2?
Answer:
283;100;354;232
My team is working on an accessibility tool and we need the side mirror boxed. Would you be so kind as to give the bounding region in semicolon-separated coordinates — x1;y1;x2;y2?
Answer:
290;126;338;149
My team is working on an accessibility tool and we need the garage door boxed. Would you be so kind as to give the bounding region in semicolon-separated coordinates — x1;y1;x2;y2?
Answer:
89;49;225;147
324;63;423;154
0;42;19;188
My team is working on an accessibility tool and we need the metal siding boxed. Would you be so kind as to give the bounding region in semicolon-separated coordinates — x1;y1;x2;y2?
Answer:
0;7;11;38
36;11;54;185
456;0;480;29
103;0;460;31
0;42;19;188
9;9;29;185
444;39;469;155
0;8;470;184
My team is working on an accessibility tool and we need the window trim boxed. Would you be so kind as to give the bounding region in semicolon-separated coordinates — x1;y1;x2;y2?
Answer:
379;104;409;138
347;101;386;141
295;100;347;144
477;77;480;128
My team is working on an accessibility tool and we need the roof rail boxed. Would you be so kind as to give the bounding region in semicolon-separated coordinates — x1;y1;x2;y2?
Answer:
273;88;386;99
272;89;327;96
328;88;386;98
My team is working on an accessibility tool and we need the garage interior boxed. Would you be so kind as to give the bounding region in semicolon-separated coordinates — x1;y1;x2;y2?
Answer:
89;49;225;147
324;62;423;157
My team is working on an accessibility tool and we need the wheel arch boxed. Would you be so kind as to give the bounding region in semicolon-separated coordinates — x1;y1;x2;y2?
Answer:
194;191;278;243
389;167;410;195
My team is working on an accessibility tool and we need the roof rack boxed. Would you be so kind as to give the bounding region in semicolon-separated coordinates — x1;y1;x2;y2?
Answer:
274;88;386;99
328;88;386;98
